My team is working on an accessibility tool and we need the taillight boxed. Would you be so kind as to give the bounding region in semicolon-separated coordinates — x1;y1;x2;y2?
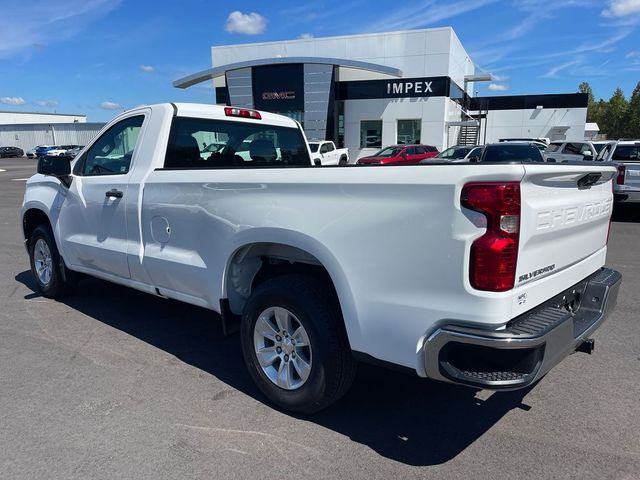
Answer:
461;182;521;292
616;164;625;185
224;106;262;120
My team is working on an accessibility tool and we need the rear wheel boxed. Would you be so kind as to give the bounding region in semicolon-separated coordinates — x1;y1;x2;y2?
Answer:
29;224;75;298
240;274;357;414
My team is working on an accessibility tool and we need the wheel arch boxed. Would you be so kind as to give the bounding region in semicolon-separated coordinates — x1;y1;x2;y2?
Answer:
222;231;360;345
22;207;53;250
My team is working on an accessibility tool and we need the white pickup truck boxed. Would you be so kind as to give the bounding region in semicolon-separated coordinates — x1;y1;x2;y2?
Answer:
21;103;622;413
596;140;640;203
308;140;349;166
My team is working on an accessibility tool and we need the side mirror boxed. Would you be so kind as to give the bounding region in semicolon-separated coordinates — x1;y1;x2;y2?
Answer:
38;155;72;184
583;151;593;159
468;155;479;162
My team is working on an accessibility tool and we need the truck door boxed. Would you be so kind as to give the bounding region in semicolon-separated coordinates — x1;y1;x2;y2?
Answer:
57;115;145;279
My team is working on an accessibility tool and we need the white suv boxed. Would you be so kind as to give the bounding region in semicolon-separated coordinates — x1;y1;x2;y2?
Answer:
596;140;640;203
544;141;598;162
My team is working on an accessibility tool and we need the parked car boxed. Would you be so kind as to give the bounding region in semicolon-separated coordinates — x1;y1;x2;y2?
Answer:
357;144;439;165
308;140;349;166
65;146;85;158
22;103;621;413
426;145;483;163
26;148;38;158
46;145;80;156
499;138;548;152
596;140;640;203
544;141;598;162
0;146;24;157
480;142;545;163
35;145;57;158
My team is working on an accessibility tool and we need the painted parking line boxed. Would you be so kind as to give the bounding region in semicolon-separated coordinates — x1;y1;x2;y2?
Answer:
11;178;29;181
0;169;6;173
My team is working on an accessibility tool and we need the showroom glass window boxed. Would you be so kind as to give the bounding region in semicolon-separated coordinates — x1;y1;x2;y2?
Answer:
77;115;144;176
360;120;382;149
164;117;311;168
397;119;421;144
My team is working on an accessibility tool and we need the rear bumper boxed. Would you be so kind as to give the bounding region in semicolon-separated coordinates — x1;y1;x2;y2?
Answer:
614;190;640;203
424;268;622;390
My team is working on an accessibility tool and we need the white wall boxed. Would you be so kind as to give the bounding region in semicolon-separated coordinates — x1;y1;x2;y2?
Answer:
0;123;104;152
481;107;587;143
344;96;450;160
212;28;460;79
0;111;86;125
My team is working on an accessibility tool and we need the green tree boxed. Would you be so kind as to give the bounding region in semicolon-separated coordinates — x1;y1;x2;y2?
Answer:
605;88;629;139
622;81;640;138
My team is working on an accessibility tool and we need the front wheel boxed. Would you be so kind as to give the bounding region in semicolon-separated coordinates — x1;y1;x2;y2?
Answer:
339;156;348;166
240;274;357;414
29;224;75;298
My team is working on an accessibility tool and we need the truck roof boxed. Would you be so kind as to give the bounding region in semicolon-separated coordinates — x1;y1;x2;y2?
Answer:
171;103;299;128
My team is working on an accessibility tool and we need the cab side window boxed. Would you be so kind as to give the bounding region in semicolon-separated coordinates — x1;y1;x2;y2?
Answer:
320;143;329;154
79;116;144;176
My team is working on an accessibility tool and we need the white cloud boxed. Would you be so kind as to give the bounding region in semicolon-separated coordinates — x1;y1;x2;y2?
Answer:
100;101;121;110
626;50;640;57
225;11;267;35
491;74;509;81
541;59;581;78
487;83;509;91
34;99;59;107
139;64;154;72
366;0;497;32
298;33;314;39
602;0;640;17
0;96;26;105
0;0;122;59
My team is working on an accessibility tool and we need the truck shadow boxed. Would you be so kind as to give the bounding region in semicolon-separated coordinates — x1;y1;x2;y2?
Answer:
16;270;534;467
612;204;640;223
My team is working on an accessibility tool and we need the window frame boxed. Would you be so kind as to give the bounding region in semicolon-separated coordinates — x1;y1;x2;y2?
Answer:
396;118;421;145
73;114;146;177
360;120;383;149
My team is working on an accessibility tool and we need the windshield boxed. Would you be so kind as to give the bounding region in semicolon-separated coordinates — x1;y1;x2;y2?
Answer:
612;145;640;162
203;143;224;153
437;146;472;159
373;146;403;157
308;143;319;153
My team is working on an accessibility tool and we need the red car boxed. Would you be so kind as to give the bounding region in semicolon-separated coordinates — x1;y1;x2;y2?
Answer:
357;144;439;165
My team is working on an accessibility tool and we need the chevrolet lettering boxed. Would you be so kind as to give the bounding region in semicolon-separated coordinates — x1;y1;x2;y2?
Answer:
536;198;613;231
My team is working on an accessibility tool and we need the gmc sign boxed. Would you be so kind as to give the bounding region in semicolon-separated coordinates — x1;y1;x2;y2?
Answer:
262;91;296;100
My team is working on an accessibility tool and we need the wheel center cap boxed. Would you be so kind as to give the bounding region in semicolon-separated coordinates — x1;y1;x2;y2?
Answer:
283;339;294;355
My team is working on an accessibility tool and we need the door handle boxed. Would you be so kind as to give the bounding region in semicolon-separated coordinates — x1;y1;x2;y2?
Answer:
105;189;123;199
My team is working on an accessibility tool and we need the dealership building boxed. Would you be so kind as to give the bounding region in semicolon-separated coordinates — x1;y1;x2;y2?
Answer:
174;28;588;159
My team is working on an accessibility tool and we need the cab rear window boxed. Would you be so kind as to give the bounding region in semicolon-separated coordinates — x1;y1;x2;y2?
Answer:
164;117;312;169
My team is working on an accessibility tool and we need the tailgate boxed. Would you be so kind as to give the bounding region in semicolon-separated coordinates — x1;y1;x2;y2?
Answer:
516;163;615;287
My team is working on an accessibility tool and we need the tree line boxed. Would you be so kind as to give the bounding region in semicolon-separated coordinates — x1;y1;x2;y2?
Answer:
579;81;640;140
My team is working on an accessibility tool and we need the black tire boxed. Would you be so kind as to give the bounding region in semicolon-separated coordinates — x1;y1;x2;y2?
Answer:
240;274;357;414
339;156;348;166
29;224;75;298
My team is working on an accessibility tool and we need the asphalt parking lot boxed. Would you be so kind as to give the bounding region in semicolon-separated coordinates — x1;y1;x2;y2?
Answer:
1;156;639;479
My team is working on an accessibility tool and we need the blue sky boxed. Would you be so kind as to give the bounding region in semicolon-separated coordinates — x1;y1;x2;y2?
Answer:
0;0;639;121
